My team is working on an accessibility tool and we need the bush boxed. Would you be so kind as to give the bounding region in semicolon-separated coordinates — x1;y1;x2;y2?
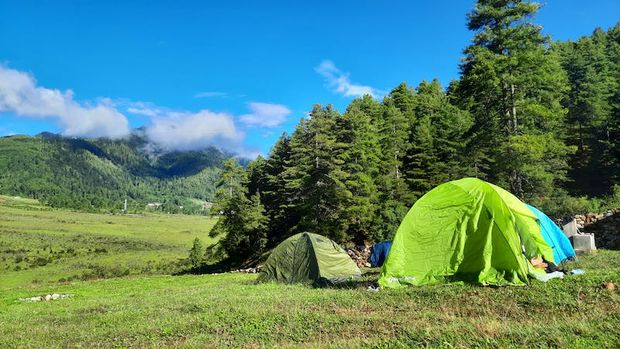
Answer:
604;185;620;209
188;238;204;269
30;256;50;267
14;254;25;264
536;192;604;218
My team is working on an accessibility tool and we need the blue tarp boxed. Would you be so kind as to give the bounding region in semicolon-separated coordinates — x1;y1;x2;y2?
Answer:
369;241;392;268
526;204;576;264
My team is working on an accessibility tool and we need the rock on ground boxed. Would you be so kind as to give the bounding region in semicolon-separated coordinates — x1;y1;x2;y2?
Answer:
20;294;71;302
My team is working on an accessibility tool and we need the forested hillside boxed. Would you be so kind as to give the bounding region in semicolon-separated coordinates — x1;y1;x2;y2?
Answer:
554;26;620;196
0;131;229;212
209;1;620;263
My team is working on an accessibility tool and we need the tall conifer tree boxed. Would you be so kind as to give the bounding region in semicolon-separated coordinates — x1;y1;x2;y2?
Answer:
458;0;572;202
338;96;382;242
262;134;299;245
284;105;352;242
375;95;412;240
210;159;269;261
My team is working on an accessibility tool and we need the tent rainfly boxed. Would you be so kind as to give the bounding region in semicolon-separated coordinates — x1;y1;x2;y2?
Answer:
257;232;361;286
379;178;562;288
526;204;576;263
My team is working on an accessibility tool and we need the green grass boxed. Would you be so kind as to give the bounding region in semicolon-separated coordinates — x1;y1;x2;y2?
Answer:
1;195;619;348
0;195;217;288
0;251;618;348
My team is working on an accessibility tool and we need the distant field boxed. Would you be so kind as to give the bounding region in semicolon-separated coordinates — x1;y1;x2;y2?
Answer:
0;195;217;289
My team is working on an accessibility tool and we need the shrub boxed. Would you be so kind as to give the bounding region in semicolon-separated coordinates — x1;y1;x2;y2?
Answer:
30;256;50;267
188;238;204;269
604;185;620;209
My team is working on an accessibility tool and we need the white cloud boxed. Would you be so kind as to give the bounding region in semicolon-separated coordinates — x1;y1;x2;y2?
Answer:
122;100;289;154
0;65;130;139
239;102;291;128
126;101;165;117
127;107;158;117
315;60;379;98
235;148;264;160
194;91;227;98
145;110;244;152
0;65;282;158
134;101;290;154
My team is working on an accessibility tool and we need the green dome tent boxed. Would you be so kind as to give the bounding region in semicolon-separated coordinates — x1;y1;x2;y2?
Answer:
257;232;362;286
379;178;553;288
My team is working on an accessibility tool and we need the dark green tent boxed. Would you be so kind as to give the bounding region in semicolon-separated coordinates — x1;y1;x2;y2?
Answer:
257;232;361;285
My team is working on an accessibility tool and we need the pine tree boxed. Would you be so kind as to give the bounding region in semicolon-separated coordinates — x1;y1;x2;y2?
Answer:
377;99;410;196
284;105;352;242
210;159;269;262
608;90;620;186
604;24;620;188
406;114;436;198
420;80;472;183
555;25;620;195
403;80;472;200
374;97;412;240
458;0;572;202
188;237;204;269
246;155;268;197
389;82;416;122
262;134;298;245
338;96;382;242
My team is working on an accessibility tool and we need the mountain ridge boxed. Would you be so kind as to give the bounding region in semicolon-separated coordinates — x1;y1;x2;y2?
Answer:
0;132;232;213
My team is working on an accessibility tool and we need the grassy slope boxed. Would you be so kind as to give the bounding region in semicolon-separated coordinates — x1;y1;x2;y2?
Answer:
0;196;217;288
1;196;619;348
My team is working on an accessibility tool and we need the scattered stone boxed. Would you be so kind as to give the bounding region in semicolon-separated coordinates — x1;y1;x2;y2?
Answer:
603;282;615;291
20;294;72;302
235;267;260;273
559;209;619;250
582;209;620;250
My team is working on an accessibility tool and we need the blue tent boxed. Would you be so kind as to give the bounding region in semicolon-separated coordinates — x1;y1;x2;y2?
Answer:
369;241;392;268
526;204;576;264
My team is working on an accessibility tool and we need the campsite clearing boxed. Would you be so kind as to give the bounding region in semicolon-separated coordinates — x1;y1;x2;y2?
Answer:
1;251;619;348
1;195;619;347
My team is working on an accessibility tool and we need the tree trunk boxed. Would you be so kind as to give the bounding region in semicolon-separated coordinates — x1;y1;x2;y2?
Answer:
511;83;518;134
507;82;523;198
511;169;524;199
315;138;319;169
395;150;400;179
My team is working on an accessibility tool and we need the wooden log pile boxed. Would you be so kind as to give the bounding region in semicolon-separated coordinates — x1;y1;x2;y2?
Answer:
347;245;371;268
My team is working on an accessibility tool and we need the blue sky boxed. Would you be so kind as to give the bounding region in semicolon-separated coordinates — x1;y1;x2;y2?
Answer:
1;0;618;157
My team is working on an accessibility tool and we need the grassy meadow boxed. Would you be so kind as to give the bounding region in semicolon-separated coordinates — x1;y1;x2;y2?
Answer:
0;195;217;289
1;195;619;348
